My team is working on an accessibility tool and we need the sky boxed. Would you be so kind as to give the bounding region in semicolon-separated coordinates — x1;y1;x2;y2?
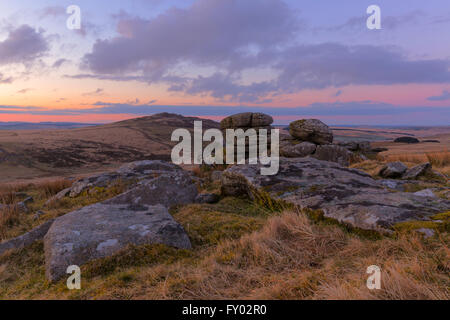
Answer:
0;0;449;125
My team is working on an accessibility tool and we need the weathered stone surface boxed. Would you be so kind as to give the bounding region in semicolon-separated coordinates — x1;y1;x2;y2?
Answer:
289;119;333;145
379;179;426;192
44;204;191;281
116;160;180;175
402;163;432;180
380;179;400;190
220;112;273;129
379;162;408;178
195;193;220;204
0;219;54;256
66;160;185;198
250;113;274;127
105;171;198;208
379;179;410;191
312;145;353;166
280;131;295;141
413;189;436;198
69;172;121;197
221;157;450;232
337;141;371;152
281;142;316;158
43;160;198;281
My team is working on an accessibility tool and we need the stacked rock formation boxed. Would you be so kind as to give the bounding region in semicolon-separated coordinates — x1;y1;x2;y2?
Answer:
220;112;274;161
220;112;273;132
280;118;354;166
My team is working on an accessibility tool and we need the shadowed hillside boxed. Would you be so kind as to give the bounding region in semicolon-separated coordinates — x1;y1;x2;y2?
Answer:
0;113;219;182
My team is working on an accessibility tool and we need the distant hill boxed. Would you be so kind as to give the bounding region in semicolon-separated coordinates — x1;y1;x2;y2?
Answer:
0;113;220;182
0;122;99;130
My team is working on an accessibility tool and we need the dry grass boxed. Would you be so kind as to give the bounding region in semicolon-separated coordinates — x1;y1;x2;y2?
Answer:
1;205;447;300
0;184;23;205
0;178;130;242
34;179;72;199
378;151;450;168
77;209;448;300
350;160;386;177
0;205;21;240
0;178;71;204
0;168;448;300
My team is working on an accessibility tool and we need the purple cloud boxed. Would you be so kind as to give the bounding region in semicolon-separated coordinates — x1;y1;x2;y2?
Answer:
82;88;105;96
0;73;13;84
427;89;450;101
40;6;66;18
322;10;424;32
275;43;450;91
77;0;450;103
17;88;33;94
0;25;49;66
334;90;343;97
83;0;297;75
52;58;69;69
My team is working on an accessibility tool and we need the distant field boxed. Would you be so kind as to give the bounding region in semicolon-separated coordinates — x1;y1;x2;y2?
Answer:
0;113;219;183
331;126;450;142
0;118;449;183
0;122;99;130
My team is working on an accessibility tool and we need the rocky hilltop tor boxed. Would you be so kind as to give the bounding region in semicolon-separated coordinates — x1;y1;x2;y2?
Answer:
0;112;449;298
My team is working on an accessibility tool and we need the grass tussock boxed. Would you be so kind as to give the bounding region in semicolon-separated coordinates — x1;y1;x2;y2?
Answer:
0;178;128;242
35;179;73;199
350;160;386;177
0;200;447;300
378;151;450;168
0;205;22;240
352;157;450;180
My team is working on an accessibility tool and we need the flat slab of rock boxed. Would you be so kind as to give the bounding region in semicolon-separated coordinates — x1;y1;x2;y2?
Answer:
0;219;54;256
221;157;450;232
44;204;191;281
66;160;186;198
105;171;198;208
